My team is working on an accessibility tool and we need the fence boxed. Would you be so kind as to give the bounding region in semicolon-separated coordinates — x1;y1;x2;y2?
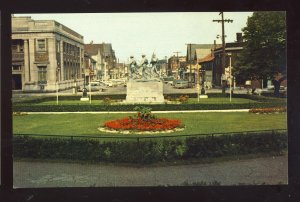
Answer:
13;129;288;164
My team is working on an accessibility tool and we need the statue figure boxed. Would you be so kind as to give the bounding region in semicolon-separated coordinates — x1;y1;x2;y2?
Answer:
128;54;161;81
140;54;150;79
150;53;160;78
129;56;140;79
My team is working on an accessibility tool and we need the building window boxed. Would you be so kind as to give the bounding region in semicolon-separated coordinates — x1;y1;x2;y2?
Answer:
37;39;46;52
63;42;66;53
12;45;18;51
56;40;60;53
12;65;22;71
19;44;24;52
38;66;47;84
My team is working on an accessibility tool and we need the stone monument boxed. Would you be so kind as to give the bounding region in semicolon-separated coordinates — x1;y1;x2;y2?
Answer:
125;54;164;103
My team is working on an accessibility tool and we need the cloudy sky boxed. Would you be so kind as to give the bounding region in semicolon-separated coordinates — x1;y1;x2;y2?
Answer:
15;12;253;63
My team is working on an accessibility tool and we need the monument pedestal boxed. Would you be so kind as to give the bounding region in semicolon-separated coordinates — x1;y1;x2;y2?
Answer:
80;97;89;101
125;80;164;103
199;94;208;99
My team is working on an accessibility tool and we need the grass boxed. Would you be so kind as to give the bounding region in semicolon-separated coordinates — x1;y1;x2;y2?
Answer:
13;112;287;137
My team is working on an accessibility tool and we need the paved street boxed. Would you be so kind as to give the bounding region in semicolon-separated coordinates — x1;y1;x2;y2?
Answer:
12;83;249;102
13;155;287;188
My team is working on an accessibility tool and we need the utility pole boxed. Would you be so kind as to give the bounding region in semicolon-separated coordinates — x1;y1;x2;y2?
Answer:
173;51;181;79
213;12;233;94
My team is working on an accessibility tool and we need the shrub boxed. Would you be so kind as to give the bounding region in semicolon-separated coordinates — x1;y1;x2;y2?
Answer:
179;95;189;103
249;107;287;114
103;97;112;104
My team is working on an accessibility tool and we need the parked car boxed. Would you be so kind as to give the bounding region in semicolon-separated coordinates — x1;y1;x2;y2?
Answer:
102;80;114;87
78;82;107;92
256;86;287;96
173;80;189;89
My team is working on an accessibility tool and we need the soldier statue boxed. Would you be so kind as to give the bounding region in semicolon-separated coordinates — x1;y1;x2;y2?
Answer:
150;53;160;78
140;54;150;79
129;56;139;79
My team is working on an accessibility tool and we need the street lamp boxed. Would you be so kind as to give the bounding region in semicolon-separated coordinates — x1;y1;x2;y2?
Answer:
200;68;206;95
197;65;200;102
227;53;232;102
56;67;60;105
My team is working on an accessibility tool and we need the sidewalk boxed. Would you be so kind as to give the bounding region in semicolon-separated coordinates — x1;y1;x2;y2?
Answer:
24;109;250;114
13;155;287;188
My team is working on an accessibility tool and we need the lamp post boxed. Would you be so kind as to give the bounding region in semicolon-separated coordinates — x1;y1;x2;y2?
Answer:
56;67;60;105
200;69;206;95
197;65;200;102
227;53;232;102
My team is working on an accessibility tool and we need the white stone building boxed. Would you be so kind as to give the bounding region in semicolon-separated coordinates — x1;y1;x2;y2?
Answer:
11;16;84;92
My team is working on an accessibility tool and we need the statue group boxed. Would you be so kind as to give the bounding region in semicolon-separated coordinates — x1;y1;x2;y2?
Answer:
129;54;160;81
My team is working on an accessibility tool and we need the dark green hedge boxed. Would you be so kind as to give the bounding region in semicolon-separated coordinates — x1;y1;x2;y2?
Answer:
14;93;283;104
13;131;287;164
13;101;286;112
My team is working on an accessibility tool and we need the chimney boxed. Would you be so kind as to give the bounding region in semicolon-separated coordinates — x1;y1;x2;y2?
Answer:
236;33;243;43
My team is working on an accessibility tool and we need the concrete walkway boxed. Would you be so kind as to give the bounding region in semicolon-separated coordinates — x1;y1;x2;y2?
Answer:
22;109;250;114
13;155;287;188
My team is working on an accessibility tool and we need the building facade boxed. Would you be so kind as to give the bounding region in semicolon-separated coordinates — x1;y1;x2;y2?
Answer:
12;16;84;92
213;33;244;87
84;43;116;81
83;52;97;82
168;56;187;78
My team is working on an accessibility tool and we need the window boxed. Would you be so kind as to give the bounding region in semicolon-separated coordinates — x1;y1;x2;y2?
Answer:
19;45;24;52
12;45;17;51
37;39;46;52
38;66;47;84
63;42;66;53
56;40;60;53
12;65;21;71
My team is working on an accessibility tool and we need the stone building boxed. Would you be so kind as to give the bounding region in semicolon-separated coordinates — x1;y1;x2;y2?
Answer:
11;16;84;92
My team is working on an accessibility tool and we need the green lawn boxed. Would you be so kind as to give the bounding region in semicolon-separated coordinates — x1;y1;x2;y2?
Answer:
13;112;287;137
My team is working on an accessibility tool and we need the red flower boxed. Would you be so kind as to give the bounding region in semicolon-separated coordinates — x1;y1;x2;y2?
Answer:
104;116;182;131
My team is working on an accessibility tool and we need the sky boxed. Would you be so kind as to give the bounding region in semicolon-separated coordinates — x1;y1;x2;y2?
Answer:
14;12;253;63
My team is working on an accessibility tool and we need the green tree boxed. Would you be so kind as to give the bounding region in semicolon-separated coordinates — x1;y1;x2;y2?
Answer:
234;11;286;96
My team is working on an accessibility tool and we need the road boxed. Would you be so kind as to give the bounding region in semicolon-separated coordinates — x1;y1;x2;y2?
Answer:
12;83;249;102
13;155;287;188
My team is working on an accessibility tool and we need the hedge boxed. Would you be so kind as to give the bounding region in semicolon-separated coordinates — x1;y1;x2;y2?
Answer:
13;93;285;104
13;101;286;112
13;130;287;164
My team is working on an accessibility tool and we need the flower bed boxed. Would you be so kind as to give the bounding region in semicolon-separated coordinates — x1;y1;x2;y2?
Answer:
249;107;287;114
104;117;182;131
103;106;184;132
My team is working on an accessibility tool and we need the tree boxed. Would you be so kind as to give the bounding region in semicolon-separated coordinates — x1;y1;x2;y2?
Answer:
234;11;286;96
